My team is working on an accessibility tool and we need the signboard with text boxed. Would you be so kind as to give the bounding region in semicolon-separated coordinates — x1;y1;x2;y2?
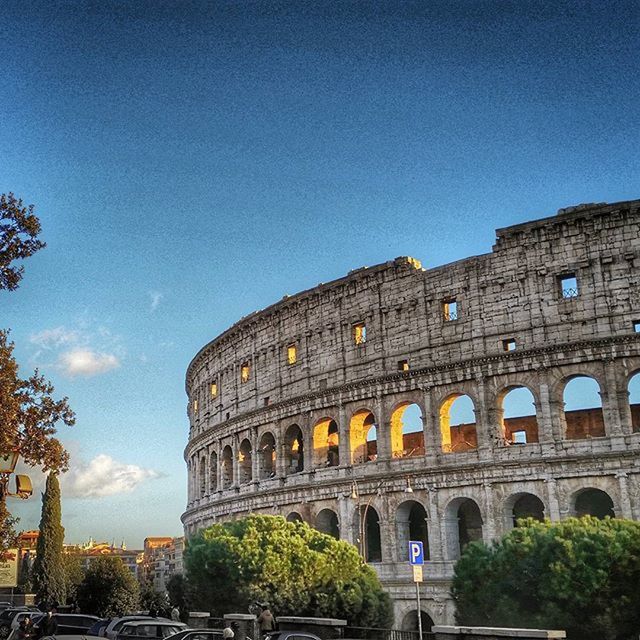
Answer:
0;551;18;588
409;540;424;565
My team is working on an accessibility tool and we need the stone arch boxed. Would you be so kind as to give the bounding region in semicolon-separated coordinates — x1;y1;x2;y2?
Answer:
209;450;218;492
198;459;206;498
258;431;276;479
396;500;430;561
498;385;539;444
361;505;382;562
502;492;545;530
629;370;640;432
390;402;425;458
238;438;252;484
350;409;378;464
562;375;605;439
286;511;303;523
439;393;477;453
221;445;233;489
572;488;615;519
315;508;339;539
284;424;304;474
312;417;340;468
401;610;435;634
444;497;483;560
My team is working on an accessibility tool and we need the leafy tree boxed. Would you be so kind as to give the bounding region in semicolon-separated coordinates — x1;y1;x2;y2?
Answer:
76;556;140;617
33;473;66;608
185;515;393;627
166;573;189;620
0;192;45;291
140;583;169;616
63;554;85;606
451;517;640;640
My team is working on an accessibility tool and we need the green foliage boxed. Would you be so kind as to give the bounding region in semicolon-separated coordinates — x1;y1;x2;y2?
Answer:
185;515;393;627
76;556;140;617
0;193;45;291
140;583;169;615
63;554;85;605
33;473;66;608
452;517;640;640
17;551;33;594
166;573;189;616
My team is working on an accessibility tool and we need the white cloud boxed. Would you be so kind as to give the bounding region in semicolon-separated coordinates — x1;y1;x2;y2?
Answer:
58;349;120;377
149;291;163;311
30;327;80;349
61;454;160;499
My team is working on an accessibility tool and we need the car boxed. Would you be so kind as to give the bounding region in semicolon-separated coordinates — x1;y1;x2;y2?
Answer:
115;620;187;640
10;612;41;631
263;633;321;640
0;609;34;639
165;631;222;640
32;614;101;636
87;619;112;637
106;617;171;640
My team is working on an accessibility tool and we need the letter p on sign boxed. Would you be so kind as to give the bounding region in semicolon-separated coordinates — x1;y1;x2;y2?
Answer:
409;540;424;565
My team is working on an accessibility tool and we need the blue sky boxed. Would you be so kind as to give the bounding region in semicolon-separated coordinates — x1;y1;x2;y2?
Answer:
2;1;639;548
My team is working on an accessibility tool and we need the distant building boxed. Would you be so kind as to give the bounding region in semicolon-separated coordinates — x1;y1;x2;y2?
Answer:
142;537;184;592
64;539;142;579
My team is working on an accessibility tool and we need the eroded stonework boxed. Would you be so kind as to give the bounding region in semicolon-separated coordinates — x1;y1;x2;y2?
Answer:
182;200;640;628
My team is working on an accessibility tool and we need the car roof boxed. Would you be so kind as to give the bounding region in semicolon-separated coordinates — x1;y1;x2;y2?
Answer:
121;621;186;628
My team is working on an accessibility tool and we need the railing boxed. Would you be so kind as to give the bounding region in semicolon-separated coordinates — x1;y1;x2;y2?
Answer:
343;627;434;640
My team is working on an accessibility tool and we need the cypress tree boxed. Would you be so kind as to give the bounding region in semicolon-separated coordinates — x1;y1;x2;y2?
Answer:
33;473;66;608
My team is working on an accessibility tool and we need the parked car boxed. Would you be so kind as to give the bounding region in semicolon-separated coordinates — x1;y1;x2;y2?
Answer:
165;631;222;640
87;618;112;637
263;633;321;640
106;617;171;640
10;611;41;631
32;613;101;636
0;609;34;639
116;620;187;640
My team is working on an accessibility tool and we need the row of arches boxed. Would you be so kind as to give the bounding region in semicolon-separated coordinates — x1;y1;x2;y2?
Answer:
191;373;640;496
284;488;615;563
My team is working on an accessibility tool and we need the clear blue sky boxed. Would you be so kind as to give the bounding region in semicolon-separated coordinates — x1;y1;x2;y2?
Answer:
2;1;639;548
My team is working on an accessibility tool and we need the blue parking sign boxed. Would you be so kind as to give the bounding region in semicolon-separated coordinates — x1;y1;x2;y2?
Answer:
409;540;424;565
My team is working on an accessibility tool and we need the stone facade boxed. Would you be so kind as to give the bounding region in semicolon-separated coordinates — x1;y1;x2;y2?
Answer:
182;199;640;628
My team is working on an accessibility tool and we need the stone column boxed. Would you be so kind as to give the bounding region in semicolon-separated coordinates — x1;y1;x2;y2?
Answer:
216;439;224;492
338;402;351;466
338;493;356;545
422;387;439;458
482;482;497;543
426;487;444;561
544;476;561;521
616;471;633;519
376;393;391;461
475;376;493;461
536;377;555;443
232;434;240;487
603;359;623;437
251;427;260;482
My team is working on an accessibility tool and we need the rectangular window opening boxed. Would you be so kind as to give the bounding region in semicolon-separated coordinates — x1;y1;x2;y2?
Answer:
398;359;409;371
240;363;250;383
264;397;270;407
503;339;516;352
443;299;458;321
287;344;297;365
210;382;218;398
559;274;579;299
193;399;198;414
511;430;527;445
634;320;640;333
354;323;367;345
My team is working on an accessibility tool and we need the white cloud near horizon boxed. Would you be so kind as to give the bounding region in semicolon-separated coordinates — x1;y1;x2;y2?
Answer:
149;291;163;311
61;454;161;499
58;349;120;377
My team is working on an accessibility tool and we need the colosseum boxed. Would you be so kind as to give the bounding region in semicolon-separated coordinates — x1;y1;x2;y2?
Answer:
182;199;640;629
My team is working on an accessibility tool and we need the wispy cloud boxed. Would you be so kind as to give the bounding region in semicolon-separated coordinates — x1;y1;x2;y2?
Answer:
149;291;163;312
58;349;120;377
30;327;81;348
61;454;161;499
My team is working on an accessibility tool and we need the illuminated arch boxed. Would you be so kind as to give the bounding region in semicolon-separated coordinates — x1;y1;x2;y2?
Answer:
390;403;425;458
221;445;233;489
440;394;477;453
258;431;276;479
238;438;252;484
349;409;377;464
562;376;604;439
284;424;304;474
312;417;339;468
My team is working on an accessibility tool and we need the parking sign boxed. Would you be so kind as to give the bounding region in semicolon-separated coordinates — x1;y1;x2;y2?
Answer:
409;540;424;565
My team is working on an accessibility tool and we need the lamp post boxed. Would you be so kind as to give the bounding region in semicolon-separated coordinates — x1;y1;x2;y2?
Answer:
0;452;33;501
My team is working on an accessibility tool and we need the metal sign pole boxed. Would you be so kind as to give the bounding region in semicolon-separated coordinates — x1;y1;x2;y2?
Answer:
416;581;423;639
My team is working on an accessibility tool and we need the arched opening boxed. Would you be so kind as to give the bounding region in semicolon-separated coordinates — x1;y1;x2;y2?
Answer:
221;445;233;489
238;439;252;484
503;493;545;529
500;387;538;444
629;372;640;432
362;506;382;563
390;403;425;458
284;424;304;474
563;376;605;439
574;488;615;519
286;511;303;523
444;498;483;560
440;394;477;452
199;461;206;498
401;610;435;634
312;418;340;468
350;409;378;464
396;501;430;561
258;432;276;479
315;509;339;539
209;451;218;492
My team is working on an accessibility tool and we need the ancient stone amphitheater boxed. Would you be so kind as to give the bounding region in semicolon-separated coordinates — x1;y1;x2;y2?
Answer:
182;199;640;628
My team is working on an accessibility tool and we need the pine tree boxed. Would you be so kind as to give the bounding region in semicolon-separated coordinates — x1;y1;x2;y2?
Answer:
33;473;66;608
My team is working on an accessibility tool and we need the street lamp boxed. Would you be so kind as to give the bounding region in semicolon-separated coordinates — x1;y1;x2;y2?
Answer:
0;452;33;501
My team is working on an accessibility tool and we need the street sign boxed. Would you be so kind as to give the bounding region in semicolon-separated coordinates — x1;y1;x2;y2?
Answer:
412;565;423;582
409;540;424;565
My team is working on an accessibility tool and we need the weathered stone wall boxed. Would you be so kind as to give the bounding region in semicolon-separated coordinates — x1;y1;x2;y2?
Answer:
182;199;640;628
